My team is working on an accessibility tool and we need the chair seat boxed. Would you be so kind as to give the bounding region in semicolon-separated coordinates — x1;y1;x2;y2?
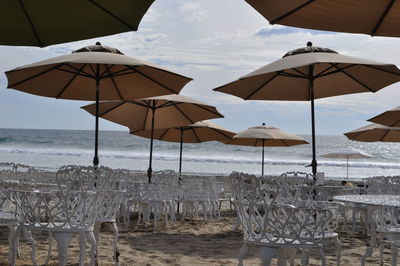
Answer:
244;235;322;248
0;211;17;225
20;222;94;232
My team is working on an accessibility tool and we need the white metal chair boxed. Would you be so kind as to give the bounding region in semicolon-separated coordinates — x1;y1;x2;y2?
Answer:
362;205;400;266
8;165;105;266
93;167;128;265
232;172;338;266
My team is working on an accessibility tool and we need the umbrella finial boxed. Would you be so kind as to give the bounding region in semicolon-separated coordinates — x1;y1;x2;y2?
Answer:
262;123;266;126
307;41;313;47
96;42;101;46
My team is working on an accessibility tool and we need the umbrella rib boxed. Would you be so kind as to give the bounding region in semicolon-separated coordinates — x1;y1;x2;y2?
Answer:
362;64;400;76
192;103;223;118
88;0;135;30
125;99;151;109
244;72;280;100
100;64;112;78
105;65;124;100
98;101;126;117
210;127;233;140
270;0;315;24
56;64;87;99
371;0;395;35
315;64;356;78
315;64;338;77
171;102;195;124
127;66;178;94
331;65;375;92
289;68;308;78
18;0;43;47
88;64;97;77
158;128;170;140
103;66;136;78
381;129;391;141
8;64;63;88
56;65;94;78
191;127;201;143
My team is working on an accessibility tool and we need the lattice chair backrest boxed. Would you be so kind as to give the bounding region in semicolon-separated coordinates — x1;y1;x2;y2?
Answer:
232;172;334;245
0;162;39;182
96;167;128;222
180;178;206;201
10;165;101;231
365;176;400;195
373;206;400;232
151;170;178;185
296;200;343;232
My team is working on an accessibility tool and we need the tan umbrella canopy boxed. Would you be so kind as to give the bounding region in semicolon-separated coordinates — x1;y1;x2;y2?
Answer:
368;105;400;127
321;147;372;180
245;0;400;37
134;120;235;175
1;0;154;47
214;42;400;177
344;123;400;142
6;43;192;165
81;95;223;182
226;123;308;176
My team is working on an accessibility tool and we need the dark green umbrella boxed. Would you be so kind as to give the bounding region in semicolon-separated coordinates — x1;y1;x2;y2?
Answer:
0;0;154;47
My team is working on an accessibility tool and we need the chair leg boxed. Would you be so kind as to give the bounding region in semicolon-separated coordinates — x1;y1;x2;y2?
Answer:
238;243;248;266
111;222;120;265
361;233;377;266
52;232;74;266
79;232;86;266
318;247;326;266
44;231;52;265
391;241;398;266
87;231;97;266
9;226;21;266
23;229;38;266
301;249;309;266
260;246;277;266
379;233;384;266
93;221;102;257
335;237;342;266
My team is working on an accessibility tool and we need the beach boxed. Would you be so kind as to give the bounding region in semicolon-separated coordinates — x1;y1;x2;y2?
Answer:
0;211;396;266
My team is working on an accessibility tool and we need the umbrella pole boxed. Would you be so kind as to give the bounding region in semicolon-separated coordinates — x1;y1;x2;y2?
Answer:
147;108;156;183
309;65;317;179
347;156;349;181
93;75;100;166
179;129;183;178
262;140;265;176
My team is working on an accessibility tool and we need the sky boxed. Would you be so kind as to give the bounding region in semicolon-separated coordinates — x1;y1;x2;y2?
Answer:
0;0;400;135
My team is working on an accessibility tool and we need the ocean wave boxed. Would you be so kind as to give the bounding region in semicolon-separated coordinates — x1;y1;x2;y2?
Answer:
0;146;399;170
0;137;15;143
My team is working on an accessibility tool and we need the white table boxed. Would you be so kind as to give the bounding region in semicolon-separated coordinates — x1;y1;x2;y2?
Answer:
334;194;400;265
334;194;400;207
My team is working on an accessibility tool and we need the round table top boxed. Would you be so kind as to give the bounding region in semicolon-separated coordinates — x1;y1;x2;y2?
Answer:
334;194;400;207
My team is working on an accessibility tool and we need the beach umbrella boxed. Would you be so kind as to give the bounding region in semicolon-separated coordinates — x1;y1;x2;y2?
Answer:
344;123;400;142
321;147;372;180
226;123;308;176
1;0;154;47
81;95;223;182
214;42;400;178
133;120;235;176
6;43;192;166
245;0;400;37
368;105;400;127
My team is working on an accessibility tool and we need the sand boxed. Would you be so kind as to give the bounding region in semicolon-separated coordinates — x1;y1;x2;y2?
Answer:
0;210;397;266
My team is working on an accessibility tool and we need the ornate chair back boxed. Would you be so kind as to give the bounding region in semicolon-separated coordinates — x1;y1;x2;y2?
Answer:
10;165;102;231
232;172;334;246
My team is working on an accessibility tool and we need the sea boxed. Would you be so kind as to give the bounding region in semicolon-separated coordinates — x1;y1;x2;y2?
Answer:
0;128;399;181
